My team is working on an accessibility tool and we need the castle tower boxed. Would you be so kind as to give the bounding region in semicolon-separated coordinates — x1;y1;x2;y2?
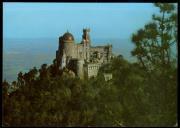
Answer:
82;28;91;44
62;31;75;58
81;28;91;62
107;44;112;62
56;36;63;67
56;31;76;68
61;49;66;69
76;59;84;79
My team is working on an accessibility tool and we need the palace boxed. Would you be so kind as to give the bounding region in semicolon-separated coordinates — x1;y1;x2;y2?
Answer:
56;28;112;79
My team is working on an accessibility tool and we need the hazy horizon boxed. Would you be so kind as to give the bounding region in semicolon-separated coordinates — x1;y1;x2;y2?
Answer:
2;3;164;83
3;37;137;83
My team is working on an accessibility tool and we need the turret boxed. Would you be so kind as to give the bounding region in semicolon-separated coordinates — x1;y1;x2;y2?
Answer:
61;49;66;69
81;28;91;62
107;44;112;62
76;59;84;79
81;28;91;45
62;31;75;58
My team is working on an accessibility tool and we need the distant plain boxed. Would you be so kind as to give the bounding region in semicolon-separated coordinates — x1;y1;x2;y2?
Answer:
3;37;137;83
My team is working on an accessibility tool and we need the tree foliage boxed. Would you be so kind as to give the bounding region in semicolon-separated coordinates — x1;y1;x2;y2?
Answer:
131;3;177;71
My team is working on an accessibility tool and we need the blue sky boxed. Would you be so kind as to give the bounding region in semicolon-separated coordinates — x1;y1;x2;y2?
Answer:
3;3;159;39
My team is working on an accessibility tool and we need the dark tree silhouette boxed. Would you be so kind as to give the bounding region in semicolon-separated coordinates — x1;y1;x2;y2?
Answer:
131;3;177;71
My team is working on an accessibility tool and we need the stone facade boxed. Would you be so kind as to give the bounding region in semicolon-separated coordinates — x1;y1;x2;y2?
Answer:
103;73;113;81
56;28;112;79
84;63;102;79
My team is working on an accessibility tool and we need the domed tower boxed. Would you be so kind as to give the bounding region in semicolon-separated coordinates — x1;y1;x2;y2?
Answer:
56;31;75;68
62;31;75;57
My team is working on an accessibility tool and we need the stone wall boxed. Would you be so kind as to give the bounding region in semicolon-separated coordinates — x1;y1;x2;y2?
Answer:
84;63;102;78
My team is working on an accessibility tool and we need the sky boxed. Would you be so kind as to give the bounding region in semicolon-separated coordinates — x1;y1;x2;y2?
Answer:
3;3;159;39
